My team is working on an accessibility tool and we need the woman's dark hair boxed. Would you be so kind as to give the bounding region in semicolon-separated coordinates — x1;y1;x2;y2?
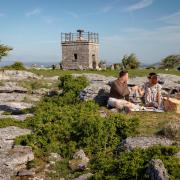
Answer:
148;72;157;79
119;70;128;78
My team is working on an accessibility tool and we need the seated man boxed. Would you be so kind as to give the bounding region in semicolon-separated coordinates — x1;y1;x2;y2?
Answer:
108;70;137;111
137;72;163;109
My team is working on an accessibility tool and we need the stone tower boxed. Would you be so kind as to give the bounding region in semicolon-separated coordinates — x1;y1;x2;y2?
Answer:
61;30;99;70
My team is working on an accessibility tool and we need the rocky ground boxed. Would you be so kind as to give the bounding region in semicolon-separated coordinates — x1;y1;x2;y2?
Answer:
0;70;59;179
74;73;180;105
0;70;179;180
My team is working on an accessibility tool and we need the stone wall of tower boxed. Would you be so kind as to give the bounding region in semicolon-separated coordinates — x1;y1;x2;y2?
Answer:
61;41;99;70
88;43;99;69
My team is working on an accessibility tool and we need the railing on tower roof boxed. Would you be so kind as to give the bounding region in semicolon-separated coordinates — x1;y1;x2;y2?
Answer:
61;31;99;44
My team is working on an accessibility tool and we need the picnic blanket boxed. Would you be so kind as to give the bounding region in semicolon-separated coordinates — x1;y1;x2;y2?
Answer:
131;105;164;112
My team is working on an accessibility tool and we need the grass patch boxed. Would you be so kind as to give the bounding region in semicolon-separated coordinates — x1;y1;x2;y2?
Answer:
29;68;180;78
0;81;4;86
127;112;180;136
0;118;28;128
18;79;50;92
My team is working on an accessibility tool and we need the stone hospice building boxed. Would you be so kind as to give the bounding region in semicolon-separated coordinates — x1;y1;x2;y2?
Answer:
61;30;99;70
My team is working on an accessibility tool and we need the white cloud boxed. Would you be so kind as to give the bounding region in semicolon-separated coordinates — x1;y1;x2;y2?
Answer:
158;11;180;25
124;0;153;12
26;8;41;17
101;25;180;63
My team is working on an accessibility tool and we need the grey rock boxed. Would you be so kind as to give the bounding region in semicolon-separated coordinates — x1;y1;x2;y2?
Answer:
74;173;93;180
80;83;110;105
0;126;33;179
0;113;33;121
0;102;33;113
0;70;40;80
30;176;45;180
32;88;49;95
0;126;31;151
49;152;62;162
0;93;40;102
73;149;89;162
69;150;89;171
146;159;169;180
44;76;59;81
121;137;173;151
0;82;28;93
17;168;35;176
29;175;46;180
4;145;34;170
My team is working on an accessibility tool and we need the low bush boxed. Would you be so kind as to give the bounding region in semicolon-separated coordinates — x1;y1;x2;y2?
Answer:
160;122;180;141
90;145;180;180
14;75;179;179
4;61;26;70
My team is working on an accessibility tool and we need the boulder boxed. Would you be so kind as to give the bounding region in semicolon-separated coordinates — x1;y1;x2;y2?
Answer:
74;173;93;180
0;127;33;179
17;168;35;177
0;82;28;93
0;126;31;151
79;84;110;106
0;102;33;113
0;70;40;80
5;145;34;171
69;150;89;171
121;137;173;151
146;159;169;180
0;93;40;102
0;113;33;121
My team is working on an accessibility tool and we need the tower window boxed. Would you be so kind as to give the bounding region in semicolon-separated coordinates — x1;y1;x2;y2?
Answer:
74;53;78;61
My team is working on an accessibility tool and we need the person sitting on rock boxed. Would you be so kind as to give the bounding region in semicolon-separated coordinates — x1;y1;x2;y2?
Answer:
137;72;163;109
108;70;137;112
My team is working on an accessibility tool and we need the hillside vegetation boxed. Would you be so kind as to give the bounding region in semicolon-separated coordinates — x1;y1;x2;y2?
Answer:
10;75;179;179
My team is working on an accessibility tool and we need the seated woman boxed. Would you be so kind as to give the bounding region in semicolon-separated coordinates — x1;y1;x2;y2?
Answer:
137;73;163;109
108;70;137;112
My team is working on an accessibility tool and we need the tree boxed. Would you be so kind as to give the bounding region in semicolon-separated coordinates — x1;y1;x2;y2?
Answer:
161;55;180;69
121;53;140;69
0;44;13;61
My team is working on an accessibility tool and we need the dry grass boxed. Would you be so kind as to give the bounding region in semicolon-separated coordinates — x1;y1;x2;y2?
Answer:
127;112;180;137
100;107;180;137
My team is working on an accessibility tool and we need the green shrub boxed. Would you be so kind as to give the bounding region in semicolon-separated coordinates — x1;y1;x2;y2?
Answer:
14;75;179;179
59;74;89;95
15;75;139;157
90;145;180;180
4;61;26;70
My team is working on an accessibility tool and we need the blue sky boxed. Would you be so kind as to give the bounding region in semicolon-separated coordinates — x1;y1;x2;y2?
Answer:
0;0;180;65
